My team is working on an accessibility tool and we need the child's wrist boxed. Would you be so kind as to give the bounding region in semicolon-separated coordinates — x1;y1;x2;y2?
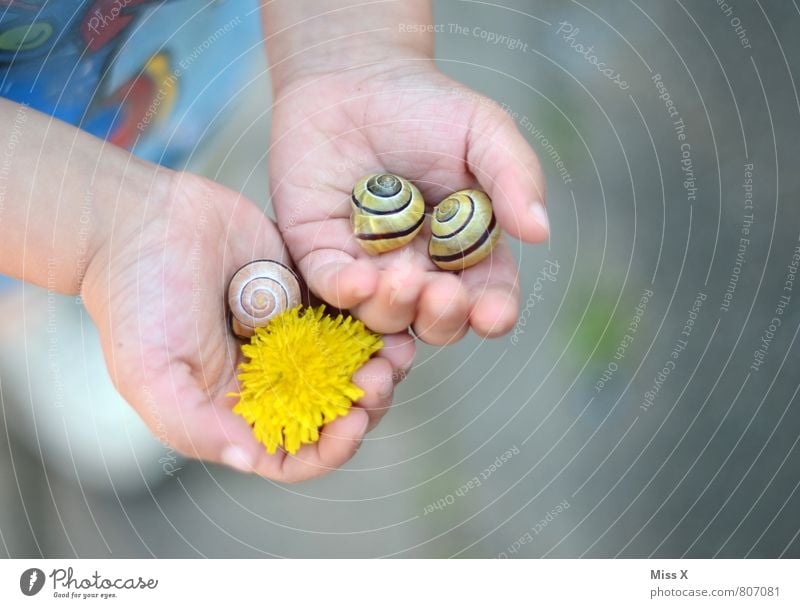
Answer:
0;98;175;296
80;163;174;303
262;0;434;95
269;41;433;96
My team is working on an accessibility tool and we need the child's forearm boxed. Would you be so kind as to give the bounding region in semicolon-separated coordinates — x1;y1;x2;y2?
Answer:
262;0;434;92
0;98;169;295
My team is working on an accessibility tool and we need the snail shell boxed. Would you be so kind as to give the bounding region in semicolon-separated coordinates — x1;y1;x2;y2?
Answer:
428;190;501;271
351;173;425;254
227;260;301;339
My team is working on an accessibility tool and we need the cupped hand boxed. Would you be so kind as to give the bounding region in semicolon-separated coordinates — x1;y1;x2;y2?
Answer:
80;171;414;482
269;63;549;345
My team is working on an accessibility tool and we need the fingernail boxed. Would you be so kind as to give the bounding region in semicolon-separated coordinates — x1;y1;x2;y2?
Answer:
358;412;370;435
388;260;412;305
529;200;550;235
378;382;394;400
221;445;255;473
389;254;418;305
354;416;368;450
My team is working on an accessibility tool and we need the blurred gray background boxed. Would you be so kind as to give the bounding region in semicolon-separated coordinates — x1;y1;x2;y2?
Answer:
2;0;799;558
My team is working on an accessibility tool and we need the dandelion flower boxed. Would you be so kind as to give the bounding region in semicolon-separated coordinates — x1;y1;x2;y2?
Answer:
230;305;382;454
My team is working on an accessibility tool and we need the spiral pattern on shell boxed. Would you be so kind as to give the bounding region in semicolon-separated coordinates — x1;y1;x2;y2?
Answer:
351;173;425;254
227;260;302;339
428;189;501;271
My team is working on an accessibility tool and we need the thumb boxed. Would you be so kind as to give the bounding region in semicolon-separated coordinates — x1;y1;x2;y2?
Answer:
466;100;550;243
124;362;282;476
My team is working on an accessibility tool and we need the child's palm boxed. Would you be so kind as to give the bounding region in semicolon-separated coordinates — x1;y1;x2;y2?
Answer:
81;173;413;482
270;65;548;344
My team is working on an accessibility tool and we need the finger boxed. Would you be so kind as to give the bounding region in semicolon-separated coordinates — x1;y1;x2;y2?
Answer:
352;357;395;431
377;330;416;384
351;251;427;334
278;407;369;483
412;273;470;345
460;238;521;338
467;102;549;243
297;249;379;309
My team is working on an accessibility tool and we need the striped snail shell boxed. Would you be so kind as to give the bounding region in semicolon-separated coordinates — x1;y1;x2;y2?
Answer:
428;189;501;271
227;260;301;339
351;173;425;254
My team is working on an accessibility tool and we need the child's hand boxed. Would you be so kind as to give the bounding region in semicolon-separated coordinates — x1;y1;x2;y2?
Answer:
269;63;548;343
80;171;415;482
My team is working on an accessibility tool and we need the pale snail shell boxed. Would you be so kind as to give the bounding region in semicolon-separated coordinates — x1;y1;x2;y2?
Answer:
428;189;501;271
351;173;425;254
227;260;301;339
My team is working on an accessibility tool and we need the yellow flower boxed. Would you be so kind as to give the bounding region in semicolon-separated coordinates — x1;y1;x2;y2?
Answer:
230;305;382;454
